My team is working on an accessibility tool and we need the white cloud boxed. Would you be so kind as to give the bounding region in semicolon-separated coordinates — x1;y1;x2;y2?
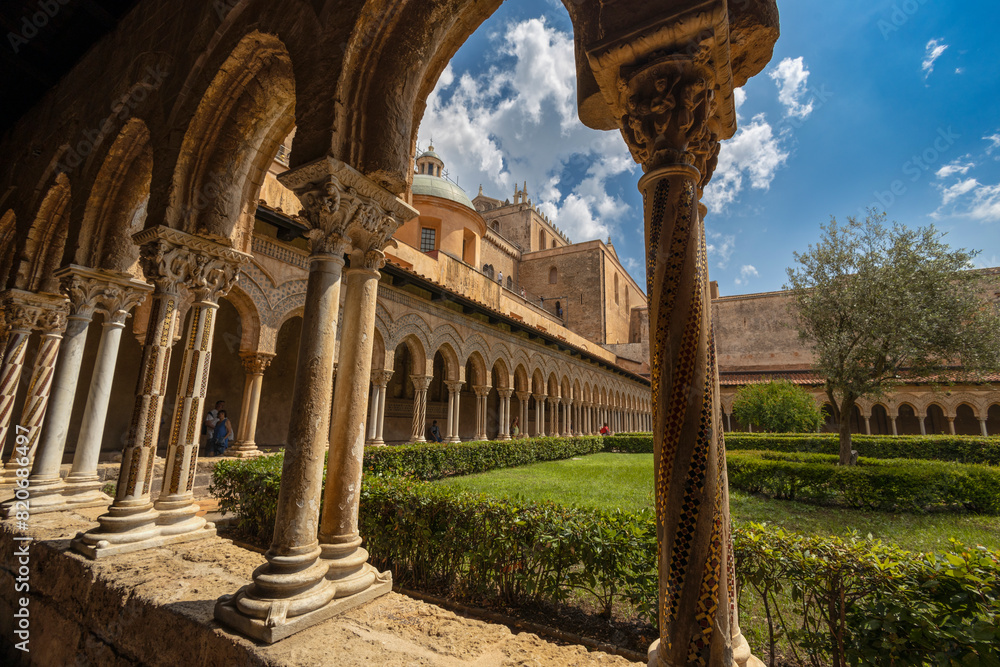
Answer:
768;57;813;119
984;132;1000;155
940;178;978;205
965;183;1000;222
734;264;759;286
733;87;747;121
706;230;736;269
922;38;948;79
418;17;635;243
935;158;975;179
703;114;789;214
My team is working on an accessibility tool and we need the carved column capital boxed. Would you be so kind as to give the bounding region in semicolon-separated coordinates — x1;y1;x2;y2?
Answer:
277;156;418;259
1;289;69;333
497;388;514;399
472;385;492;398
445;380;465;394
410;374;432;392
533;393;547;402
515;391;532;402
371;369;394;388
240;352;275;375
132;226;249;302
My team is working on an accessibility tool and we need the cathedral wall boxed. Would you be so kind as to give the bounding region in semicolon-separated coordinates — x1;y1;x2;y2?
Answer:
480;236;517;286
519;245;605;345
711;291;813;370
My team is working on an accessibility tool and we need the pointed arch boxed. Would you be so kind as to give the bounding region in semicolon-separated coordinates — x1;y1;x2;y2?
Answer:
17;172;71;293
167;31;295;250
0;210;15;291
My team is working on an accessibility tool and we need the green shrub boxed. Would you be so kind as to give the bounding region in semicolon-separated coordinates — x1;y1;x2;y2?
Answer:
732;380;824;433
727;450;1000;513
727;432;1000;465
365;436;604;480
602;433;654;453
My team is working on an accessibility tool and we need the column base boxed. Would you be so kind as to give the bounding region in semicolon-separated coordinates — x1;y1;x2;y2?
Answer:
215;568;392;644
71;521;216;559
647;638;764;667
0;481;112;517
228;442;264;458
365;439;386;447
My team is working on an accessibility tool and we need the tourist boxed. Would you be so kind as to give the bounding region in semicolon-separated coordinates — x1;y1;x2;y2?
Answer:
599;422;610;436
211;409;235;456
429;420;443;443
510;416;520;438
498;270;503;285
203;400;224;454
520;287;526;298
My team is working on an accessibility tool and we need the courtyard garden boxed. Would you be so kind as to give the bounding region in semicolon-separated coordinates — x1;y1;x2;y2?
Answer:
211;433;1000;666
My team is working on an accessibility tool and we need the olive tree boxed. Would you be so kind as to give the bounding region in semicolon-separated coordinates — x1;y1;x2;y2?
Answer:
785;210;1000;465
732;380;823;433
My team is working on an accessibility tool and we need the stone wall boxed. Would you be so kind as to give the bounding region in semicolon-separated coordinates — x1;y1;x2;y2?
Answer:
712;290;811;370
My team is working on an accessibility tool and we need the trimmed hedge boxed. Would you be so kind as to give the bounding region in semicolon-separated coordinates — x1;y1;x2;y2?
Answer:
364;436;604;480
728;450;1000;513
607;432;1000;465
210;450;1000;666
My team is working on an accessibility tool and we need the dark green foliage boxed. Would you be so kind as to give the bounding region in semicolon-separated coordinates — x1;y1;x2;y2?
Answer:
727;432;1000;465
728;450;1000;513
731;380;824;433
602;433;654;453
210;437;1000;665
364;436;604;480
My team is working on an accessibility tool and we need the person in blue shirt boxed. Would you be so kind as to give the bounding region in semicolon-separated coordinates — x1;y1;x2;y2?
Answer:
428;420;443;443
211;409;235;456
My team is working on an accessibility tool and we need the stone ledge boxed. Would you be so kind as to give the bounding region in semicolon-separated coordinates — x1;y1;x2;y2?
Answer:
0;511;640;666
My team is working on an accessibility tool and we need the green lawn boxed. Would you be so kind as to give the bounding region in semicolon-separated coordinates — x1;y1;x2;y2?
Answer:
434;452;1000;553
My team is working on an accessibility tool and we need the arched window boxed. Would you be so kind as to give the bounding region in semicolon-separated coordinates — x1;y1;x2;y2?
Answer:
539;229;545;250
549;266;558;284
625;289;630;311
506;275;513;289
492;221;499;231
551;239;556;248
614;274;619;305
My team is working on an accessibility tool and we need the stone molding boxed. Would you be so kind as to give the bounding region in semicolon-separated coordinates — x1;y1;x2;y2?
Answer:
444;380;464;394
472;385;491;398
410;374;432;392
1;289;69;333
133;226;250;301
497;387;514;399
370;369;394;387
56;265;152;324
277;156;418;257
239;351;275;375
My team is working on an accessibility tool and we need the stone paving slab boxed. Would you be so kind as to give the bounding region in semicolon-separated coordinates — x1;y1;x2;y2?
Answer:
0;509;640;666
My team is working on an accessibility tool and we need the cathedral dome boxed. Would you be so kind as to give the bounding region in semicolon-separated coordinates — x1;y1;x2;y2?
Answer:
413;145;475;211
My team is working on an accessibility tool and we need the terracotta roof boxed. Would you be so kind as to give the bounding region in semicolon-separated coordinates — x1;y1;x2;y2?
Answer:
719;368;1000;386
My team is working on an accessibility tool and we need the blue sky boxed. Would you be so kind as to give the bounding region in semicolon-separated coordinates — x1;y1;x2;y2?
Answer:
417;0;1000;295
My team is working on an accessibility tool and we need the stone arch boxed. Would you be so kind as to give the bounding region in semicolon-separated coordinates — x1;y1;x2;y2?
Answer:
531;369;546;395
397;333;428;378
16;172;71;294
489;341;515;375
387;313;433;374
547;373;560;398
462;333;493;370
371;326;387;371
75;118;152;275
434;341;461;382
491;357;511;389
513;364;530;393
954;402;980;435
465;350;489;387
225;283;263;354
0;210;15;291
167;31;295;250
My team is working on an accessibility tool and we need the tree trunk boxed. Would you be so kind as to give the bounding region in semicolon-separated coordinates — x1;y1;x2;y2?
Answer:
838;395;855;466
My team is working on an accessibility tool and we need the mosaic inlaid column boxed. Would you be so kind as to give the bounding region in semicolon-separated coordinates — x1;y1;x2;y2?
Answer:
0;293;60;464
155;237;245;539
410;375;431;443
367;370;392;446
60;278;149;509
445;380;463;442
230;352;274;457
1;302;69;482
73;240;186;558
9;271;103;510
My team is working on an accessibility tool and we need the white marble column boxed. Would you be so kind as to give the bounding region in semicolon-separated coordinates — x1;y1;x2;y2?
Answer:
515;390;530;438
230;352;275;458
890;414;898;436
473;385;490;441
947;416;956;435
59;279;148;509
410;375;432;443
919;413;927;436
5;270;106;511
534;393;545;436
367;370;392;446
497;388;512;440
444;380;463;443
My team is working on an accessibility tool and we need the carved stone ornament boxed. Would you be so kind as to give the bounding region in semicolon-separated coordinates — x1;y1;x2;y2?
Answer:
132;226;250;302
371;369;394;387
277;156;418;257
617;54;717;171
240;352;275;375
0;289;69;333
